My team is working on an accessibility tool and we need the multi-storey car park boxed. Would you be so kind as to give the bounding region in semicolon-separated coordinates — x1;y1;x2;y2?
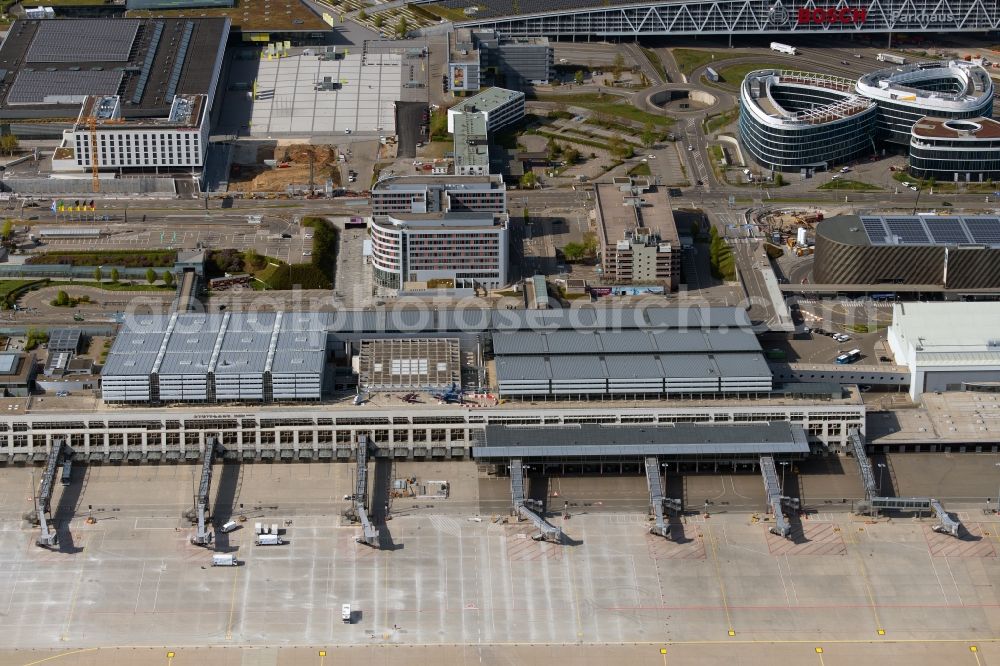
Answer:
443;0;1000;37
855;60;995;145
738;70;877;173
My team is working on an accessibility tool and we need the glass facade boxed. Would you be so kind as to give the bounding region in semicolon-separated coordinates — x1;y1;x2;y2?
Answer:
909;120;1000;181
739;74;877;173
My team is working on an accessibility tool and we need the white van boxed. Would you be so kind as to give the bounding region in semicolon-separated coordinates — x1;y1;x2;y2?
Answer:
342;604;352;624
212;553;238;567
221;521;239;533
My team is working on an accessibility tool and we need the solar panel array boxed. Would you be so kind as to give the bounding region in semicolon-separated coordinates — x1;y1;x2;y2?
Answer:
164;22;194;101
861;215;1000;247
7;70;123;105
131;21;164;105
25;20;140;63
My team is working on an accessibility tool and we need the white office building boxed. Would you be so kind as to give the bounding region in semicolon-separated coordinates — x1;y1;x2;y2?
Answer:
52;94;208;173
447;87;524;134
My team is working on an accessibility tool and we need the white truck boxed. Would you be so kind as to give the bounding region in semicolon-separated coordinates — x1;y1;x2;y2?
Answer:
770;42;797;56
255;534;283;546
212;553;238;567
342;604;352;623
877;53;906;65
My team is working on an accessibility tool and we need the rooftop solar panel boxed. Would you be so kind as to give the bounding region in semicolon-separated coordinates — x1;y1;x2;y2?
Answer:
25;20;140;63
885;217;930;244
965;218;1000;244
925;217;972;244
6;69;123;105
861;217;888;244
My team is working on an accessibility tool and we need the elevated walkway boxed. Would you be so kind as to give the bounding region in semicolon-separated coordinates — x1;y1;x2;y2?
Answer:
35;438;66;547
644;456;681;538
851;428;963;537
173;268;198;313
352;435;379;548
510;458;563;543
760;455;793;538
190;436;217;546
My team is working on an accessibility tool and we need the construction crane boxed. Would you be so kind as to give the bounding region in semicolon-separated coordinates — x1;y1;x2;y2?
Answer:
88;115;100;193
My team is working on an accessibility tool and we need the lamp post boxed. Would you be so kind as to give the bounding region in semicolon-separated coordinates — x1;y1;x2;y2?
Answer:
995;463;1000;514
877;462;886;496
779;461;789;494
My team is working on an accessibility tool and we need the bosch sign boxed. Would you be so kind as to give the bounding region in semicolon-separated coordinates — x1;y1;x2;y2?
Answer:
797;7;868;24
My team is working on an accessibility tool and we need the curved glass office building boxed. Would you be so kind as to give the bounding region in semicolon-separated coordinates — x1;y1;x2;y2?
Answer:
739;70;877;173
856;61;994;145
909;116;1000;182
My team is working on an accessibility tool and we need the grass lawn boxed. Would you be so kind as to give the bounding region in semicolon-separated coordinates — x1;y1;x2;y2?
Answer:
26;249;177;268
628;162;652;176
75;280;175;292
419;2;472;21
714;62;788;87
641;47;667;81
534;93;673;127
0;279;47;308
704;109;739;133
672;49;717;75
818;179;884;191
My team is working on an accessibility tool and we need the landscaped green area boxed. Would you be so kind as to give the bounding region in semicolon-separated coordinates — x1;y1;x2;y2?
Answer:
641;47;667;81
77;280;175;292
704;108;739;133
534;93;673;127
671;49;717;75
419;2;472;22
709;226;736;281
26;249;177;268
818;179;884;191
628;162;652;176
0;279;46;309
714;62;788;87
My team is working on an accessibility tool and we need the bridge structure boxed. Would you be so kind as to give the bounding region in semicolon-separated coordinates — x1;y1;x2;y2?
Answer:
453;0;999;38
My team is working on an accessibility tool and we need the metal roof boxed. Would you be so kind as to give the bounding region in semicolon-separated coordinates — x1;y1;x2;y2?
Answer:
475;422;809;458
492;328;760;355
494;352;770;381
48;328;81;353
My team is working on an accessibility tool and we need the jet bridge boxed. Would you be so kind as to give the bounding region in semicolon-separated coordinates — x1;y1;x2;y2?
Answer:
510;458;563;543
850;428;963;537
190;436;218;547
645;456;682;538
352;435;379;548
760;455;798;539
35;438;66;547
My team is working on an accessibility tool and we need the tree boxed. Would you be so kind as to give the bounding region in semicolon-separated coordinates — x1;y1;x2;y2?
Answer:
245;247;264;271
574;70;584;85
519;171;538;189
0;219;11;241
93;266;102;282
373;14;384;28
110;268;119;283
546;138;561;161
563;148;580;165
562;242;586;262
357;8;367;20
395;15;408;38
163;271;175;287
145;268;156;284
774;173;784;187
0;133;18;156
612;52;625;79
641;121;657;148
55;290;69;307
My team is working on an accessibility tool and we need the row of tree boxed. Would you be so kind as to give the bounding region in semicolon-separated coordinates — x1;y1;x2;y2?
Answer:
92;266;175;286
708;226;736;281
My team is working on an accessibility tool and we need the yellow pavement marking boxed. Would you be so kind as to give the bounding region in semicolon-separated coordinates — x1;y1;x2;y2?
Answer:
704;523;735;636
225;565;241;640
19;648;101;666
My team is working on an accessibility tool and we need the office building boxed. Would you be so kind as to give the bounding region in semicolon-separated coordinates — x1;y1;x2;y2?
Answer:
908;116;1000;182
596;178;681;289
447;87;524;134
447;29;551;92
370;175;506;216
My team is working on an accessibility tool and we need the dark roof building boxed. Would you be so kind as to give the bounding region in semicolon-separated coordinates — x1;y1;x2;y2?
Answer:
0;18;229;126
814;214;1000;289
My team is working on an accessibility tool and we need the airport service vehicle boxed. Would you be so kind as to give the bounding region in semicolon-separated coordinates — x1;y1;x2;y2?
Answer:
212;554;238;566
342;604;353;623
835;349;862;364
877;53;906;65
220;521;239;533
255;534;283;546
770;42;797;55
